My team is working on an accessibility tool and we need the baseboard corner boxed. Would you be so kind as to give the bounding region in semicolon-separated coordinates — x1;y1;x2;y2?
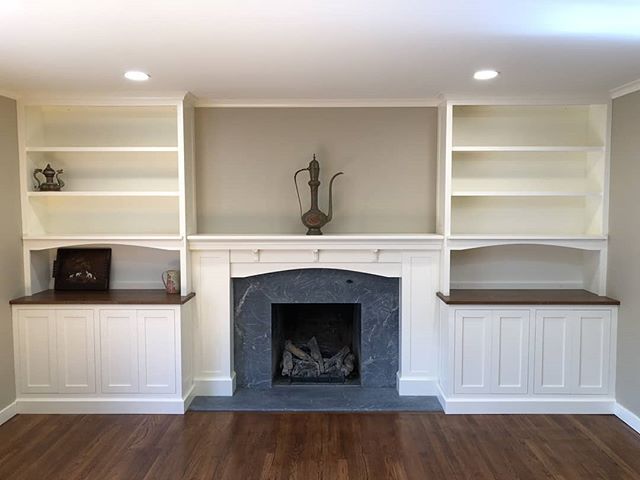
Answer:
614;403;640;435
0;401;17;427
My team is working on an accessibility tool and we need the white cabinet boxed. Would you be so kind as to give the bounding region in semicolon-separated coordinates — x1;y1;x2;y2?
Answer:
534;309;611;395
100;309;139;393
16;310;57;393
12;302;192;414
16;309;96;394
137;310;176;394
491;310;530;394
454;309;529;394
441;303;617;413
56;310;95;393
454;310;492;393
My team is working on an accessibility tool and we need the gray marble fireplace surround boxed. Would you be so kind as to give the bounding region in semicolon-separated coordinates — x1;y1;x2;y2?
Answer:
233;268;399;389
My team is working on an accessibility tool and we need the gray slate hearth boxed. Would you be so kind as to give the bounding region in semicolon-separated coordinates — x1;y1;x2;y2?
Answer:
233;269;399;389
189;387;442;412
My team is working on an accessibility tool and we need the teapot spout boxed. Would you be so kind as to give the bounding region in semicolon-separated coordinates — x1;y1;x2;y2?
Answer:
326;171;344;221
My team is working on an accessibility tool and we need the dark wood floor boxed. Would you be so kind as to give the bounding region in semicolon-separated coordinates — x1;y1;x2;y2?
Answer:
1;413;639;479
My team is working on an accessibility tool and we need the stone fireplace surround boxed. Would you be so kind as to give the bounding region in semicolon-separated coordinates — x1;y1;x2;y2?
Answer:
189;234;442;397
233;269;399;389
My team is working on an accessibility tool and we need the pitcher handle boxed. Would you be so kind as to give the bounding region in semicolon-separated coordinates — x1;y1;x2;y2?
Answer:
33;169;43;189
161;271;168;289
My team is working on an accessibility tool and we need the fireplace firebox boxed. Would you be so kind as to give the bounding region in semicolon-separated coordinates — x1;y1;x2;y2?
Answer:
272;303;361;384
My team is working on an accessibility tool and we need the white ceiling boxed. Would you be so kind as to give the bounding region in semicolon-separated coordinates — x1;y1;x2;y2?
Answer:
1;0;639;100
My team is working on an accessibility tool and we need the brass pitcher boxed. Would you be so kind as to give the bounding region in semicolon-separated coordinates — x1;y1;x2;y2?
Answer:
294;154;343;235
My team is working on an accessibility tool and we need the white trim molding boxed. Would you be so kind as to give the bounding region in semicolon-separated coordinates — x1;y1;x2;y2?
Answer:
194;374;237;397
0;401;18;426
15;397;189;415
194;98;440;108
440;396;616;415
614;403;640;435
190;235;443;396
397;373;439;396
610;78;640;99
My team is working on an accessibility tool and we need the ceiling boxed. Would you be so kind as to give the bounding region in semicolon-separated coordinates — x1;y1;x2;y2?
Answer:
1;0;639;100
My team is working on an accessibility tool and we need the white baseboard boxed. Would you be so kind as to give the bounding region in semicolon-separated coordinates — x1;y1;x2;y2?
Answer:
182;383;197;411
397;373;438;396
16;397;188;414
0;401;17;426
440;395;616;414
614;403;640;435
193;372;236;397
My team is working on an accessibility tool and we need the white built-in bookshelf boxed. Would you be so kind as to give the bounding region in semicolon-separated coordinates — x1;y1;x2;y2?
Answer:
439;101;610;295
18;98;196;294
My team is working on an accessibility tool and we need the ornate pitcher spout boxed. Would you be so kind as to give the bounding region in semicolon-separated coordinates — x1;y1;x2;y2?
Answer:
294;154;343;235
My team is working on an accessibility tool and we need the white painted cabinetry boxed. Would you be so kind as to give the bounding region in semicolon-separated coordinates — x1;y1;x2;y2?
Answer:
454;309;529;395
100;309;139;393
440;303;617;414
56;309;96;394
534;309;611;395
16;309;57;394
12;301;194;414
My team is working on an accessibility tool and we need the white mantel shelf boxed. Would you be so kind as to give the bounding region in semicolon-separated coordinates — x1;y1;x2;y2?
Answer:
188;233;444;250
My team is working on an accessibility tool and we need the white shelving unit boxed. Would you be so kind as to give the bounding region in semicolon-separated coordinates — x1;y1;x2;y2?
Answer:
438;100;611;295
17;96;196;294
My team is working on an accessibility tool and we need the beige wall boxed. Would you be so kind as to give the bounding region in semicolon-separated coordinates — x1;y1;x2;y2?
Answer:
0;96;22;411
609;90;640;417
195;107;437;233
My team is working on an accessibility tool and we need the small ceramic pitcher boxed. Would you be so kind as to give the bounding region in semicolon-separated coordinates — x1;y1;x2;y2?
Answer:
162;270;180;294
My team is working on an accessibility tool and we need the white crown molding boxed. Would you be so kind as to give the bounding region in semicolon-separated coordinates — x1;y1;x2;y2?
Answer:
194;98;440;108
18;91;194;106
440;94;611;105
610;78;640;99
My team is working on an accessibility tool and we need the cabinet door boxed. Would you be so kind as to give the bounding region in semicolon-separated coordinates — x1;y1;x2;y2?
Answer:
491;310;530;394
17;309;57;393
137;310;176;394
573;310;611;394
56;310;96;393
534;311;573;394
454;310;492;394
100;310;139;393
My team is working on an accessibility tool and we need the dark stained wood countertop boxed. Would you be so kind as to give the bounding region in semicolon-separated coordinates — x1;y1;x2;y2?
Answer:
10;289;195;305
436;289;620;306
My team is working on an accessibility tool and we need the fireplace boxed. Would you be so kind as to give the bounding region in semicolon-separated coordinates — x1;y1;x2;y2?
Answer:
272;303;361;384
233;268;399;389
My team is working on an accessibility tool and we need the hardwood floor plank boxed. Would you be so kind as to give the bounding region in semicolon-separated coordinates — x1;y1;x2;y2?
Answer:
0;412;639;480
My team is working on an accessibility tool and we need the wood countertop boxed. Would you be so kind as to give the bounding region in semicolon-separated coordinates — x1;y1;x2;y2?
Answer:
10;289;195;305
436;289;620;306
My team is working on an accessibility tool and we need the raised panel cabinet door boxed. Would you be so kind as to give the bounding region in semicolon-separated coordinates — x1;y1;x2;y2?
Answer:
534;310;573;394
17;309;57;393
137;310;177;394
573;310;611;394
99;310;139;393
56;310;96;393
454;310;492;394
491;310;530;394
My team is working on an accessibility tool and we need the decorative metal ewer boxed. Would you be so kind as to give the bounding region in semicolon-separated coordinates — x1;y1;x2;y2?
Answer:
33;164;64;191
294;154;343;235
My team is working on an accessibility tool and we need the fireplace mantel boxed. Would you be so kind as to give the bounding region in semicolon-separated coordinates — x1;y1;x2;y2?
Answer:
189;234;443;397
188;233;444;249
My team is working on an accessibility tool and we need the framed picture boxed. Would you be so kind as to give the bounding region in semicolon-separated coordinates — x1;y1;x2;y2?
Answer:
54;248;112;291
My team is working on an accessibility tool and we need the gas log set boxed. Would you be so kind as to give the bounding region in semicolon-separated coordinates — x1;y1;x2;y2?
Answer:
281;336;356;381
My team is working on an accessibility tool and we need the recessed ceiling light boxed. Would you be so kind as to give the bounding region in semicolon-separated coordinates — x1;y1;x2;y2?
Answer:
473;69;499;80
124;71;150;81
